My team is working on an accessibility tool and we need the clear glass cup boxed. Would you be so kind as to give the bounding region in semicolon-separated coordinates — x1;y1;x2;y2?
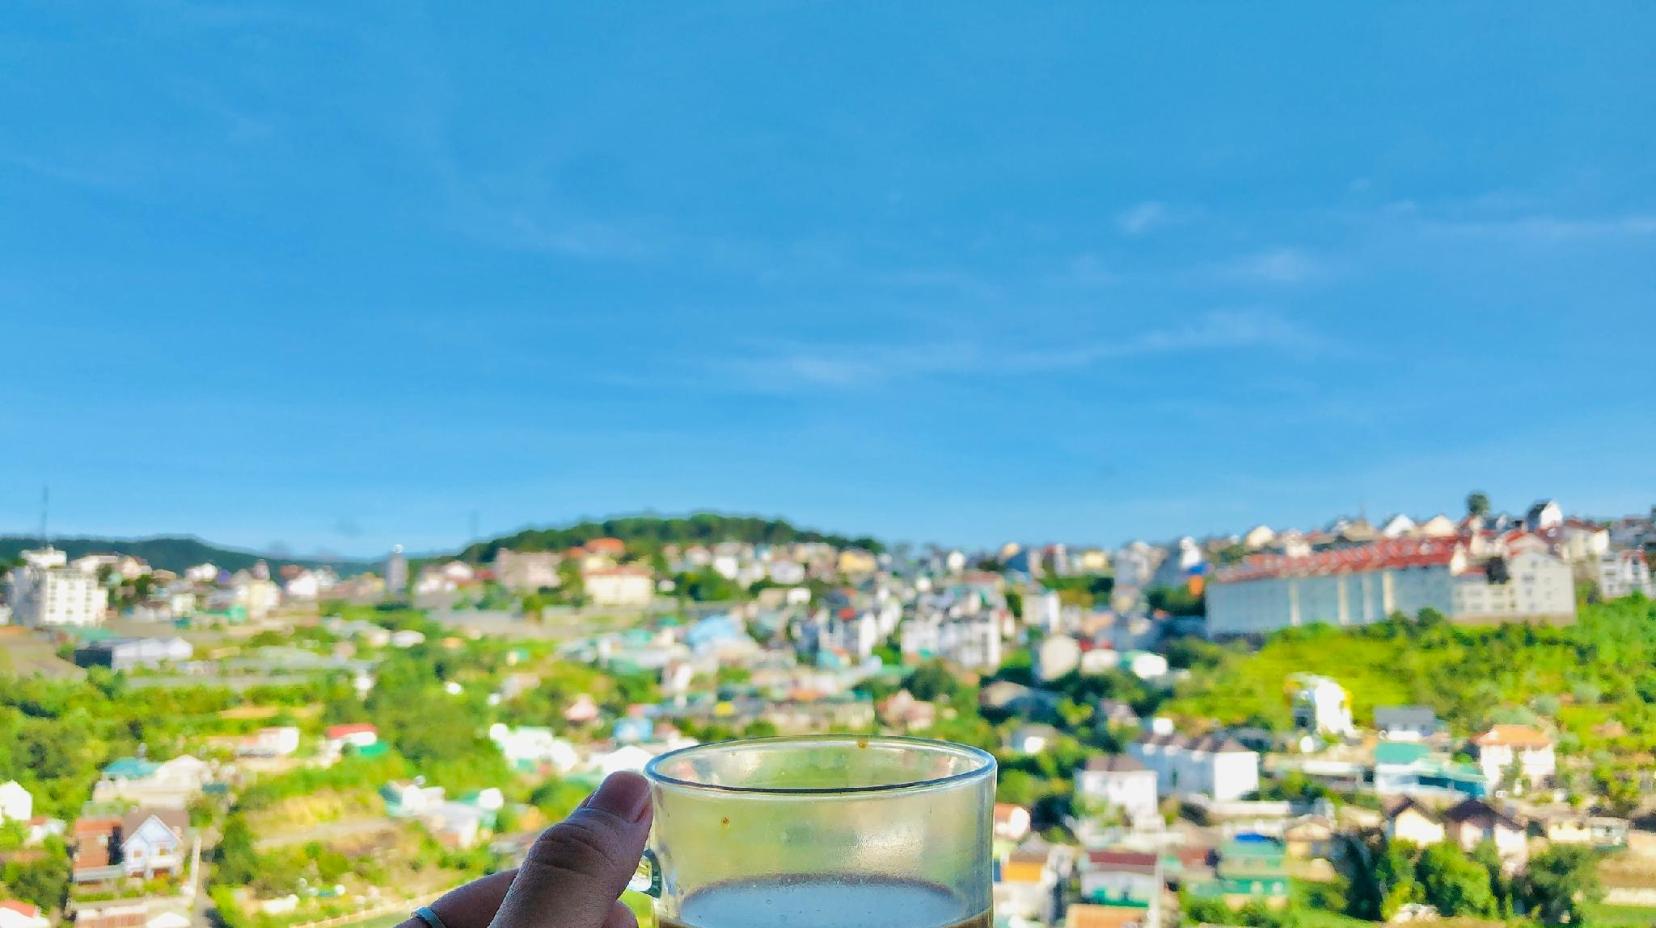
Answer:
629;735;996;928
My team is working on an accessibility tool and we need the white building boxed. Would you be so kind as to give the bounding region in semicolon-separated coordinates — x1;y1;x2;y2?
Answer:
900;612;1003;672
583;566;655;607
492;550;560;591
1471;725;1555;791
237;726;301;758
489;724;579;773
1290;674;1355;738
1597;550;1653;599
1128;733;1259;801
1207;539;1576;636
0;901;49;928
5;547;108;627
1074;755;1159;826
0;781;32;823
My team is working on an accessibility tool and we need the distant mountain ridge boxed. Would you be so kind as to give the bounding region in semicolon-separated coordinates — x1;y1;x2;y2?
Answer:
459;512;883;562
0;535;371;575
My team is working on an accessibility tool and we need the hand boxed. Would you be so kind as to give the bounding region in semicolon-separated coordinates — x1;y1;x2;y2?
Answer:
405;772;653;928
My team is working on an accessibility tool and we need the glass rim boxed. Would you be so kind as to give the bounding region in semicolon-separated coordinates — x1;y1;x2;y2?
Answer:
642;734;996;796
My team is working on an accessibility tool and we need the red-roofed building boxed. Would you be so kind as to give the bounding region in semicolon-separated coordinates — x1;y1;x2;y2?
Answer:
323;723;379;757
1471;725;1555;790
0;899;48;928
1209;537;1574;635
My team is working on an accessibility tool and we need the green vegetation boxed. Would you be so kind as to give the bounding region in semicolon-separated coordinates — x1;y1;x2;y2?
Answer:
1040;574;1114;609
1165;597;1656;768
460;512;882;561
0;534;366;575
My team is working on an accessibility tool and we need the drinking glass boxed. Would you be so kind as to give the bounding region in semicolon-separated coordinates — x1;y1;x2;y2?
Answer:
629;735;996;928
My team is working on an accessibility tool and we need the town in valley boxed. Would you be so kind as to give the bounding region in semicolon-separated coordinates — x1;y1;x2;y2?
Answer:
1;498;1654;928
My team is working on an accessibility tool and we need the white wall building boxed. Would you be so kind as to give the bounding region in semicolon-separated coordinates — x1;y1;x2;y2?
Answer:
1471;725;1555;790
1597;550;1653;599
584;566;655;607
1208;539;1576;636
5;548;108;627
0;781;32;823
492;550;560;591
1290;674;1355;738
1074;755;1159;826
1128;733;1259;801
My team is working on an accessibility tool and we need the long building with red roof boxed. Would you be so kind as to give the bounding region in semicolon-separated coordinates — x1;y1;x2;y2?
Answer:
1208;537;1574;635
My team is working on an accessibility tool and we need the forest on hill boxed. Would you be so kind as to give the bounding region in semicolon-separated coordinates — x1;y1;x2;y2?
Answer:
458;512;883;561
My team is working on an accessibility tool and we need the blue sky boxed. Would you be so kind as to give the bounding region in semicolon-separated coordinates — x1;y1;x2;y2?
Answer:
3;3;1654;557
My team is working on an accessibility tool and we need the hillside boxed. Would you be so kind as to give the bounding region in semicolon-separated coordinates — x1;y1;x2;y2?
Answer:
0;535;371;575
1165;596;1656;763
458;512;883;562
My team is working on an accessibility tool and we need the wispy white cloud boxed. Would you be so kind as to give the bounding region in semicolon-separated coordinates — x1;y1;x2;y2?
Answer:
1216;247;1326;285
1420;213;1656;242
718;309;1334;391
1116;200;1170;236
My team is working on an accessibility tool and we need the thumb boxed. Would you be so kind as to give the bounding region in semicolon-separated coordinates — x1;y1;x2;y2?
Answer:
489;772;653;928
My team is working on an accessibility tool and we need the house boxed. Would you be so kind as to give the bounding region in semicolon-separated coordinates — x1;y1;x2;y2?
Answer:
1384;797;1446;847
0;781;32;823
1075;755;1159;827
1078;849;1161;927
421;801;492;849
876;690;936;733
993;803;1032;843
1095;698;1140;729
1066;902;1154;928
323;723;380;757
72;818;124;882
491;550;561;592
1525;500;1564;532
1373;742;1488;800
1289;674;1354;738
1442;799;1528;869
1283;815;1335;860
488;724;579;774
1195;836;1289;909
1128;733;1259;802
237;726;301;758
1374;706;1440;741
1120;651;1168;681
74;637;193;671
1470;725;1555;790
994;843;1067;927
1009;724;1061;755
381;780;445;817
1597;550;1654;599
0;901;49;928
583;566;655;607
92;756;210;809
119;809;188;878
1541;812;1629;849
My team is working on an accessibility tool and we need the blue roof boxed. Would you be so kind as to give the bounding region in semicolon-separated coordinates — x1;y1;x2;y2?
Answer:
103;757;158;779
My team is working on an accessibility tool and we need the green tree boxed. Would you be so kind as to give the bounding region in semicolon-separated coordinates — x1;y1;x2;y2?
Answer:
1467;491;1491;517
1415;842;1498;918
1;854;68;912
1519;845;1603;926
214;815;260;886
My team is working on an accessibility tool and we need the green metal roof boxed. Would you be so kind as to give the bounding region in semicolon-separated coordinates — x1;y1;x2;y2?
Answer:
1374;741;1429;765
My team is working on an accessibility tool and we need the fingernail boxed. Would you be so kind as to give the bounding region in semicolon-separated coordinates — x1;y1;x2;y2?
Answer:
586;772;651;821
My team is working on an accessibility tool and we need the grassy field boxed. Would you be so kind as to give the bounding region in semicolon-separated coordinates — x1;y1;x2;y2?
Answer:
1583;902;1656;927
